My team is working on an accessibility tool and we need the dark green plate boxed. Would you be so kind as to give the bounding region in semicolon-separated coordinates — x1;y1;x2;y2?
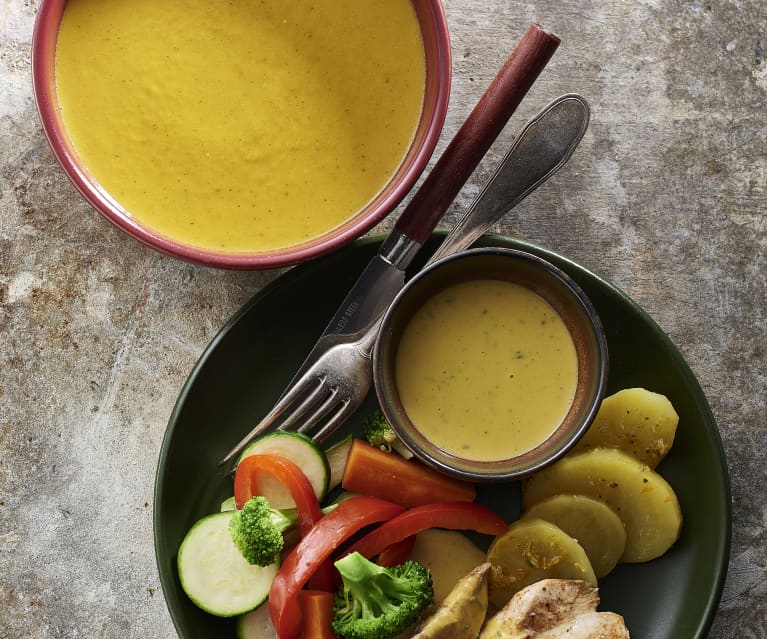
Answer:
154;234;731;639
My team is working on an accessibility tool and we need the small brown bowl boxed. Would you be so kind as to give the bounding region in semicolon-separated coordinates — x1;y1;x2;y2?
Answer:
373;247;609;482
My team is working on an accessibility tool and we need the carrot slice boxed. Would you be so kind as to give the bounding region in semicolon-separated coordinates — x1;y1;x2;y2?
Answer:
300;590;337;639
341;439;476;507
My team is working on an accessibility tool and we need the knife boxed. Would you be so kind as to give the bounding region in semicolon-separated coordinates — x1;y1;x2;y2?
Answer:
281;23;561;389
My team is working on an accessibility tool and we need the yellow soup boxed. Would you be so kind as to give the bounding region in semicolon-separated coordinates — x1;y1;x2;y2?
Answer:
395;279;578;462
55;0;425;253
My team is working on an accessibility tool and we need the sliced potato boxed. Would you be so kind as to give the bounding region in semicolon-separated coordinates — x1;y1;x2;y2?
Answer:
572;387;679;467
409;530;488;605
523;448;682;563
486;518;596;609
523;495;626;578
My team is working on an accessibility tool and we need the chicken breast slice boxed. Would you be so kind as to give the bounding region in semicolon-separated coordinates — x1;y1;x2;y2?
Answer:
536;611;630;639
480;579;598;638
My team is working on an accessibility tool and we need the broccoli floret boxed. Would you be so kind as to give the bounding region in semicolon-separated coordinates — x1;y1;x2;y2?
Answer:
332;551;433;639
361;411;413;459
228;496;295;566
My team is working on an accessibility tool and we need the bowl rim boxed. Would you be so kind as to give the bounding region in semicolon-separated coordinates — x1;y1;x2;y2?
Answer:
31;0;452;269
373;246;610;482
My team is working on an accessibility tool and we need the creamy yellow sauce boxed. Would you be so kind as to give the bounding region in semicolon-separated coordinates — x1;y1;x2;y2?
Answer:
395;279;578;462
55;0;425;253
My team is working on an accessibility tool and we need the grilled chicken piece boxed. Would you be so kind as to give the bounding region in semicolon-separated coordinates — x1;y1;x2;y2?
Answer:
536;611;629;638
479;579;629;639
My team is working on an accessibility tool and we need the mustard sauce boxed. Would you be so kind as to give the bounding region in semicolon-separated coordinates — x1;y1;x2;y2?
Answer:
55;0;425;253
395;279;578;462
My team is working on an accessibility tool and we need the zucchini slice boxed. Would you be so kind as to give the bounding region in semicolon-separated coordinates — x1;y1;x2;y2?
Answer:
177;511;278;617
238;431;330;509
325;435;354;493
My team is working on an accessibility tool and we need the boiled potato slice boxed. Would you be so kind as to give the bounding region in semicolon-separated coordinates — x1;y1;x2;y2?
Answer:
524;448;682;563
409;530;488;605
523;495;626;578
486;518;596;609
572;387;679;467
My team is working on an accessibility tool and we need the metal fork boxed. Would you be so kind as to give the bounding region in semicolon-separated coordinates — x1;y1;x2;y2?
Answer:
219;94;590;464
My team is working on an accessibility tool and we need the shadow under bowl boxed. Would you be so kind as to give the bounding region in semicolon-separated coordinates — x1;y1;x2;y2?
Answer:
31;0;451;269
374;247;609;482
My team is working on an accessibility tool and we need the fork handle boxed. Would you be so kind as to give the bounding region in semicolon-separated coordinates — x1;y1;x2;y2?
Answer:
394;23;560;245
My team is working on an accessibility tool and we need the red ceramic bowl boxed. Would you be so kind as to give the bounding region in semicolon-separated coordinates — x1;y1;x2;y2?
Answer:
32;1;451;269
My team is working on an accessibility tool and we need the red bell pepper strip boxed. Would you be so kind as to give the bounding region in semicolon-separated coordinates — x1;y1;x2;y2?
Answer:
375;535;416;567
233;453;337;590
233;453;323;536
346;501;509;559
269;495;405;639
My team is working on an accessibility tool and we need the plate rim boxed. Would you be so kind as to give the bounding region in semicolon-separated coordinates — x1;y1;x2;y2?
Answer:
153;232;732;639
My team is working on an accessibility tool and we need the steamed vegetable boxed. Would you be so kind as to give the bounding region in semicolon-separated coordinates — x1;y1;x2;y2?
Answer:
376;536;418;568
234;453;337;590
234;454;324;531
347;502;508;559
269;496;405;639
301;590;338;639
341;440;476;507
229;496;296;566
179;382;683;635
326;435;354;492
332;552;433;639
220;496;237;511
361;410;413;459
177;511;279;617
237;432;330;507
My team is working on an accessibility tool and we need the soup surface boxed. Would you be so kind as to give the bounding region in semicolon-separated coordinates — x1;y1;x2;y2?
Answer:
55;0;425;253
395;279;578;462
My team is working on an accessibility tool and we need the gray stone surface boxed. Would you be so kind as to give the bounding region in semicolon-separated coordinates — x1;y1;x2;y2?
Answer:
1;1;765;637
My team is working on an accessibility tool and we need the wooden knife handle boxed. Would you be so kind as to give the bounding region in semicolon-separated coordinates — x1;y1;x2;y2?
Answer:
394;23;560;244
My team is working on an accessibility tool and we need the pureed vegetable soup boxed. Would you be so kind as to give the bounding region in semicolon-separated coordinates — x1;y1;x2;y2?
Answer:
55;0;425;253
395;279;578;462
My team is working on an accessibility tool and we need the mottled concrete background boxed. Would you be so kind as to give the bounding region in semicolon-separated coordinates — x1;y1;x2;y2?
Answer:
1;1;765;637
